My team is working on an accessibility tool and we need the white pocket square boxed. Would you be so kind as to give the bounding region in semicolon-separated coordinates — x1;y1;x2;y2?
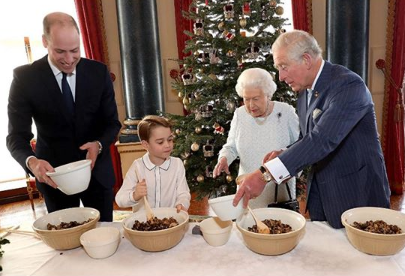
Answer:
312;108;322;119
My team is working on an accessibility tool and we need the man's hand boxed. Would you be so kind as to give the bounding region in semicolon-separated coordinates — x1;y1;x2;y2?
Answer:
233;169;267;208
28;157;57;188
79;141;100;169
262;150;283;164
213;157;230;178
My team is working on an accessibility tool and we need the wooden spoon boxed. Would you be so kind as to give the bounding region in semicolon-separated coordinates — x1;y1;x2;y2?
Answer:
0;226;40;239
134;165;155;221
248;206;270;234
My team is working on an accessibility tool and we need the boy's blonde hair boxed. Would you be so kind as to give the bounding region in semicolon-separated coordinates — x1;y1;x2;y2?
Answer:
137;115;172;141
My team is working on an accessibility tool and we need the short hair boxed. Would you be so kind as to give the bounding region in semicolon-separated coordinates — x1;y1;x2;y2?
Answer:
272;30;322;62
137;115;172;142
43;12;80;40
235;68;277;98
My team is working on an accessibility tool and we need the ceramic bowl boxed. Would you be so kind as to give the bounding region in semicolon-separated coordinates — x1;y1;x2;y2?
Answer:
32;207;100;250
236;208;306;255
208;194;245;221
46;159;91;195
80;227;120;259
199;217;233;247
341;207;405;255
122;207;189;252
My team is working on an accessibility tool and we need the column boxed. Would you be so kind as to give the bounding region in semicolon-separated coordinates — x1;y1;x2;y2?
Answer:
326;0;370;83
116;0;165;143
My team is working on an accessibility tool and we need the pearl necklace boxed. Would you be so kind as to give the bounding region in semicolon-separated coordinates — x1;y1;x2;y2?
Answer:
254;100;273;125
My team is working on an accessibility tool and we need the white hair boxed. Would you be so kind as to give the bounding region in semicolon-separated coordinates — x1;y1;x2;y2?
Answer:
235;68;277;98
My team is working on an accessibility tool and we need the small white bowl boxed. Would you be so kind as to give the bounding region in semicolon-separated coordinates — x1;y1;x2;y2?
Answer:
208;194;245;221
199;217;232;247
80;227;120;259
46;159;91;195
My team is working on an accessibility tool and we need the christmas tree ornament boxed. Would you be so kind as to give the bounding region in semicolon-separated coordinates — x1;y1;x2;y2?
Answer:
203;142;214;157
198;51;210;63
193;19;204;36
245;42;260;60
175;129;181;135
261;3;268;20
222;30;235;41
194;91;201;100
181;151;190;159
182;96;189;105
213;122;225;135
240;31;246;37
183;159;188;166
177;91;184;98
195;126;202;134
239;17;247;28
209;49;221;64
223;4;234;20
191;142;200;151
201;104;214;117
243;2;251;16
195;112;202;121
275;6;284;15
278;28;286;34
226;174;233;183
226;100;236;112
208;73;217;81
205;166;213;178
226;50;235;57
218;22;225;31
182;72;195;85
269;0;277;8
197;175;205;183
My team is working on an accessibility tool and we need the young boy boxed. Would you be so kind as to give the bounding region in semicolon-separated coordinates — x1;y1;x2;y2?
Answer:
115;115;191;213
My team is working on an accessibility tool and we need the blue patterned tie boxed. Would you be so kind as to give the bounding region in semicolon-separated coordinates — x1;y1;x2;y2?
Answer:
62;72;75;116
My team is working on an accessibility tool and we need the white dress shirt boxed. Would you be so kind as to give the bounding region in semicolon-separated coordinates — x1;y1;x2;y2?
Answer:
115;152;191;210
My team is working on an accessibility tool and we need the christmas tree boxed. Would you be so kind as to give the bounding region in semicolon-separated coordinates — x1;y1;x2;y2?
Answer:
167;0;296;199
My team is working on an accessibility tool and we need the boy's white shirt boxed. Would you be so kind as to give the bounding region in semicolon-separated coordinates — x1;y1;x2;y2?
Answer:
115;152;191;209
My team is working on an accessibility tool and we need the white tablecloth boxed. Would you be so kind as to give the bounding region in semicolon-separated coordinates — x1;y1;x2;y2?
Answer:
2;221;405;276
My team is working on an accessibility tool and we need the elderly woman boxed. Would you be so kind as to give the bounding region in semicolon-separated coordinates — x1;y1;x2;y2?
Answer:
213;68;299;208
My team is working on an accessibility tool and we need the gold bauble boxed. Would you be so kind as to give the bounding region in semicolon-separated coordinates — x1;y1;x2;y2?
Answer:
183;159;188;166
218;22;225;31
175;129;181;135
195;126;202;134
178;91;184;98
226;175;233;183
184;104;190;111
183;97;189;105
269;0;277;8
197;175;204;182
191;142;200;151
209;73;217;81
239;18;247;28
275;6;284;15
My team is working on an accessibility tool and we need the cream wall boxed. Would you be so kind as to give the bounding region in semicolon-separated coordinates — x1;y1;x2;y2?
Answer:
102;0;388;133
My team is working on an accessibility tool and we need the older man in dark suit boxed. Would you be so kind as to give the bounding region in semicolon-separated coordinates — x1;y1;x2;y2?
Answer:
234;30;390;228
7;12;121;221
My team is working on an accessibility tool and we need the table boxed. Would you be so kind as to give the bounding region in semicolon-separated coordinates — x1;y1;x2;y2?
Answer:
2;221;405;276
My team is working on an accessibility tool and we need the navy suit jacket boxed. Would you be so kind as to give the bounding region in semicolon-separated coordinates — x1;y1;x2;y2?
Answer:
7;55;121;189
279;61;390;228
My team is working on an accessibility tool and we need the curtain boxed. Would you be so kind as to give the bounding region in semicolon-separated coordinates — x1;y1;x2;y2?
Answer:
74;0;123;193
381;0;405;195
174;0;193;61
291;0;313;33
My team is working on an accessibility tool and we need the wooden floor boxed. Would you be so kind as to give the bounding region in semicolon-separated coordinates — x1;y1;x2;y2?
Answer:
0;194;404;228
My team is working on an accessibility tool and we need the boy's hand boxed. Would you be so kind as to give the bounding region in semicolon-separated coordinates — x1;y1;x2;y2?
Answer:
133;179;147;201
176;204;187;213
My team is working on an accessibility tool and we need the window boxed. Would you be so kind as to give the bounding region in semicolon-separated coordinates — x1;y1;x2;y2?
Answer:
0;0;80;184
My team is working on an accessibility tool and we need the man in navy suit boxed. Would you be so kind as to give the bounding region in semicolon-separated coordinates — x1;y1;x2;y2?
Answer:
7;12;121;221
233;30;390;228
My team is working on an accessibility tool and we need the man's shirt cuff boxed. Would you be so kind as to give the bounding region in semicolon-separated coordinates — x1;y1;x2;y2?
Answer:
264;157;290;184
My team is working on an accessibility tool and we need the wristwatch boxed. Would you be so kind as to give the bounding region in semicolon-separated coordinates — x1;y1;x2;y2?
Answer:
95;140;103;155
259;166;272;182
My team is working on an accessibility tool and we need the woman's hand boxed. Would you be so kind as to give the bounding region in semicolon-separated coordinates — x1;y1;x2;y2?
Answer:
133;179;147;201
262;150;283;164
213;157;230;178
176;204;187;213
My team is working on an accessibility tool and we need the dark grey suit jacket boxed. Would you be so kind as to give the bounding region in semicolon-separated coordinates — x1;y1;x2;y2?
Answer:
279;61;390;228
7;55;121;189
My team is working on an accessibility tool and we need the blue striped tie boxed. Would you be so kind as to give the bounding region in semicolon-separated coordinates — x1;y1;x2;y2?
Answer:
62;72;75;116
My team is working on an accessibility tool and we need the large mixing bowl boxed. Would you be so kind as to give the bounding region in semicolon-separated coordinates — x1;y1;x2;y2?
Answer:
341;207;405;255
122;207;189;252
236;208;306;255
32;207;100;250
